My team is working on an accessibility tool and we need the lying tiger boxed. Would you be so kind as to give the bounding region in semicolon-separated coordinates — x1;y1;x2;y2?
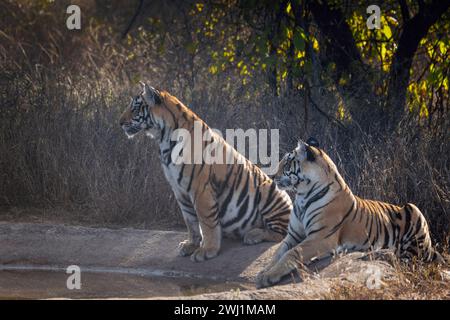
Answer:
256;138;443;288
119;82;292;262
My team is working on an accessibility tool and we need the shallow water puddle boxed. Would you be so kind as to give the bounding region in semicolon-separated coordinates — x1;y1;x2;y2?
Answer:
0;268;250;299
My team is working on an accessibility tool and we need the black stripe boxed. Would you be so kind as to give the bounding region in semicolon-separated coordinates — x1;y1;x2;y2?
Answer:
365;207;371;230
303;182;333;213
265;207;291;222
219;188;235;218
358;199;365;223
304;204;328;230
325;201;355;238
264;183;277;207
308;226;326;236
403;204;412;240
177;164;186;184
186;165;196;192
293;202;301;219
263;197;285;217
362;237;369;247
374;211;380;246
304;182;319;199
404;213;420;243
237;173;250;206
382;221;391;248
160;126;166;143
249;207;261;226
350;200;359;222
252;188;261;213
367;212;374;242
205;202;219;219
242;205;258;230
288;229;304;243
218;167;241;218
223;196;249;228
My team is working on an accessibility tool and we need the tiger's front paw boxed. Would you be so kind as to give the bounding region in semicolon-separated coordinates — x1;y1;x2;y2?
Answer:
255;267;283;289
178;240;199;257
190;247;219;262
255;255;299;289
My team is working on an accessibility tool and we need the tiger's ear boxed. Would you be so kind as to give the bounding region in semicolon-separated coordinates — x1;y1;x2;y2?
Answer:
306;137;319;148
140;81;162;106
305;146;316;162
298;139;316;162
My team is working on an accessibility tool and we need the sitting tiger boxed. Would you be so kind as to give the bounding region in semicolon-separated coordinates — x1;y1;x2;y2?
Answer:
256;137;443;288
119;82;292;262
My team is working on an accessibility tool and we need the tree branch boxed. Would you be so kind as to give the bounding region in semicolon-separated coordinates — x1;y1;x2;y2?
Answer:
306;0;380;132
398;0;410;22
386;0;450;129
307;0;363;78
122;0;144;39
307;89;350;133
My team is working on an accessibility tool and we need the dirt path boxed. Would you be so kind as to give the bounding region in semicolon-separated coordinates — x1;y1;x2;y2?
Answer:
0;222;406;299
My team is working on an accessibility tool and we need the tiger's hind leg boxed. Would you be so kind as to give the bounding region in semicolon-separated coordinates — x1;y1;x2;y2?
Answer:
243;228;284;245
244;205;304;246
400;203;443;263
244;213;294;245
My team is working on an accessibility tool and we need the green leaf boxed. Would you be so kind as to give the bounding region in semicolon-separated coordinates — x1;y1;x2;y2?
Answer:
286;2;292;15
427;68;443;85
381;43;387;60
293;30;305;51
438;41;447;54
382;24;392;39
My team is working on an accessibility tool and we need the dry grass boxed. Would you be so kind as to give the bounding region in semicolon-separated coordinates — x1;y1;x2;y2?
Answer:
326;259;450;300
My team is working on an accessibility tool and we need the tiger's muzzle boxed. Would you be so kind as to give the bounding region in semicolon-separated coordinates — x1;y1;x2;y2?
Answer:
121;123;142;138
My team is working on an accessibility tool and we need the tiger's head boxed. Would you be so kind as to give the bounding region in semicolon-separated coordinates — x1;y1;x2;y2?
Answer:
119;82;163;138
273;137;337;193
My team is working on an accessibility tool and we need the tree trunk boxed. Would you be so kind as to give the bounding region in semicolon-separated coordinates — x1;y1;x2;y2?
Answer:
266;1;289;97
386;0;450;131
307;1;380;132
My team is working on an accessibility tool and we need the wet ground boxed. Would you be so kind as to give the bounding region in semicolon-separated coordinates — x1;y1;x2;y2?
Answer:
0;268;249;299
